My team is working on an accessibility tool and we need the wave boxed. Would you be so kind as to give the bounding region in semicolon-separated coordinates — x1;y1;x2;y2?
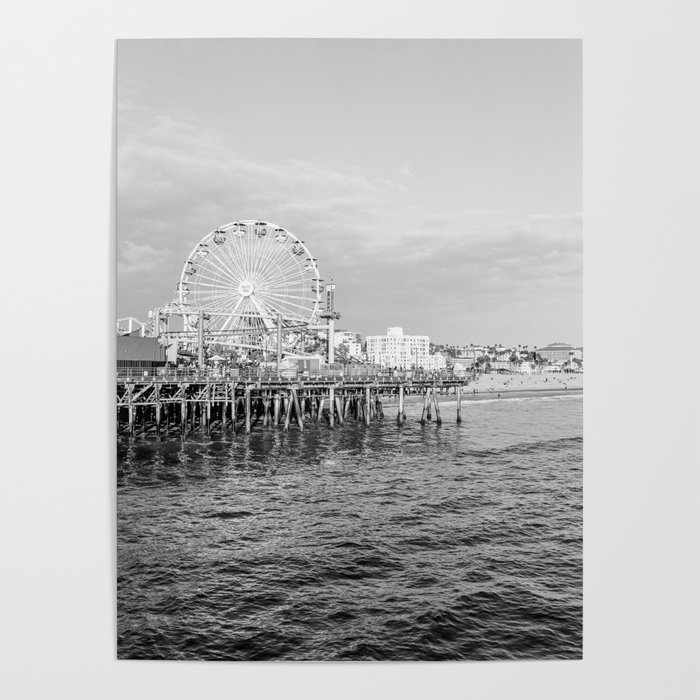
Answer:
205;510;255;520
458;435;582;460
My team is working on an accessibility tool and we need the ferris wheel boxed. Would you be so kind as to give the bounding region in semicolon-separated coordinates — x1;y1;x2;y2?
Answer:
177;220;322;350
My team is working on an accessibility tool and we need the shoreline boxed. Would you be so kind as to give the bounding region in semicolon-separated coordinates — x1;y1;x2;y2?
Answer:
462;387;583;402
400;386;582;405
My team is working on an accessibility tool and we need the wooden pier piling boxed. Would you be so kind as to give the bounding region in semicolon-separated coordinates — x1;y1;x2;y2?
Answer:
432;384;442;425
273;392;280;426
244;387;251;434
117;373;470;438
283;390;292;431
292;388;304;432
205;384;211;435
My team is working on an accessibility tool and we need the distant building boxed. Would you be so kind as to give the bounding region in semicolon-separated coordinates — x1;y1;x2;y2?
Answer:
458;347;486;361
537;342;579;363
429;351;447;371
333;330;363;359
365;327;429;369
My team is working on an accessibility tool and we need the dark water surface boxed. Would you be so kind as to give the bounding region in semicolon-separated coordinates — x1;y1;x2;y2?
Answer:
117;393;582;660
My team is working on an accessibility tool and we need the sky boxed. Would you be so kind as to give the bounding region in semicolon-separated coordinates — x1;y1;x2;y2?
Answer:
117;39;581;347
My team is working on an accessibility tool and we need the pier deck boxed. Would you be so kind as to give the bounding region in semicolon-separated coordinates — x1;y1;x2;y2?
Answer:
117;369;469;437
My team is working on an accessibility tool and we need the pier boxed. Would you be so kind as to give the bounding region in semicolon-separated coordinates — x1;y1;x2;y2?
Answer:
117;369;469;438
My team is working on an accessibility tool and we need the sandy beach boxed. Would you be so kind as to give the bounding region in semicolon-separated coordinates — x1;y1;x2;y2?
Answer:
466;372;583;396
399;372;583;404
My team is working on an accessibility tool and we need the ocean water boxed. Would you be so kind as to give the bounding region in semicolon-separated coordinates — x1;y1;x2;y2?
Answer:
117;391;582;661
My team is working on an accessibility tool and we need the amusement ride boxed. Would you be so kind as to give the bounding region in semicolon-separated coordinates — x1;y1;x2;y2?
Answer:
117;220;340;365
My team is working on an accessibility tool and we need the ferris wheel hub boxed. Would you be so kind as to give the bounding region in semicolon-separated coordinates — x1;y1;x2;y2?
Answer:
238;280;254;297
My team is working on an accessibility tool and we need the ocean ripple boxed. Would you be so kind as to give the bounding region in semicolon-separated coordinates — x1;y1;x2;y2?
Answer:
118;393;582;660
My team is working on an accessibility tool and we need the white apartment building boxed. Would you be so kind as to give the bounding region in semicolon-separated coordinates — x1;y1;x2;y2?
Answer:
365;327;430;369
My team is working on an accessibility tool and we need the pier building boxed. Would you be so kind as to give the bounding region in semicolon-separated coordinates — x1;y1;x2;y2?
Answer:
117;335;166;371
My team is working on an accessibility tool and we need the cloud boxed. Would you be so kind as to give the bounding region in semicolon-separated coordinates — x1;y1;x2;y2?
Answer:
117;110;581;344
119;240;165;273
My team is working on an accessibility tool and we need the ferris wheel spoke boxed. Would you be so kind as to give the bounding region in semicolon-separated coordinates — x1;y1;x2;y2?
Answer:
247;226;271;280
190;276;239;297
221;235;249;281
218;228;246;281
198;251;243;287
208;231;241;278
200;288;242;308
252;227;281;280
238;226;252;279
189;275;238;291
249;294;276;331
243;229;257;281
202;250;240;287
250;245;270;282
254;297;298;318
265;247;307;278
217;296;245;332
194;295;240;312
189;244;241;288
199;297;242;316
259;264;309;291
260;293;313;314
260;227;296;279
259;290;311;303
272;251;310;279
257;282;309;297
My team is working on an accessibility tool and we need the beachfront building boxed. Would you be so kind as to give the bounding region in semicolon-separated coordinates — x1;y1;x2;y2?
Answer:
429;351;448;371
537;342;578;363
366;326;430;369
333;330;363;360
458;346;487;361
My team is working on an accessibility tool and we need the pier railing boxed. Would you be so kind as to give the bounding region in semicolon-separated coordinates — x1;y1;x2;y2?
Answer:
116;366;469;384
